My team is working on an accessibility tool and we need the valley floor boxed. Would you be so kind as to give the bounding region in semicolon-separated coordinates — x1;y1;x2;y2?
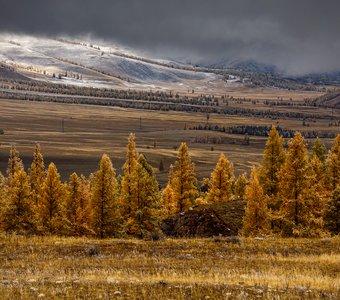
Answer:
0;235;339;299
0;98;337;184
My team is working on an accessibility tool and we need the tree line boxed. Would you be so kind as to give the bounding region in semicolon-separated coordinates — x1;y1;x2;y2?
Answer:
0;77;217;106
189;124;337;139
0;89;336;123
0;78;337;121
0;130;339;238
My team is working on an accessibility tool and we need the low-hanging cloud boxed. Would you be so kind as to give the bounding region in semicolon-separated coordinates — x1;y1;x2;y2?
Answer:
0;0;339;75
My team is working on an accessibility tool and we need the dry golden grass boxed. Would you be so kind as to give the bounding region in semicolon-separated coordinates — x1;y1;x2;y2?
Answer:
0;235;339;299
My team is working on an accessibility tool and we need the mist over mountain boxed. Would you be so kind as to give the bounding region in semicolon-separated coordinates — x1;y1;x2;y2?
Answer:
0;0;339;75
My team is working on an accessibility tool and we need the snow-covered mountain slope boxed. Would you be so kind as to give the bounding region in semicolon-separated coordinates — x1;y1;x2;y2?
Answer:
0;34;231;91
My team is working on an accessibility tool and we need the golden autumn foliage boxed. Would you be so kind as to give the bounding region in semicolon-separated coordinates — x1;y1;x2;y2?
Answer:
312;137;327;164
168;164;175;186
259;126;286;197
303;155;328;236
242;167;269;237
132;154;161;236
39;163;66;235
172;143;198;211
66;173;93;236
92;154;120;238
29;144;46;206
7;145;23;184
0;172;6;203
309;155;327;214
0;172;7;230
120;133;139;219
161;164;178;218
234;173;247;200
0;132;339;238
1;168;36;233
324;186;340;234
206;153;234;203
277;132;324;237
119;135;162;236
325;134;340;192
161;184;177;218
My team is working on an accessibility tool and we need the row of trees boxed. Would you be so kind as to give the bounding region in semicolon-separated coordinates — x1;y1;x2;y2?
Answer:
189;124;336;139
0;135;163;238
0;77;336;121
243;129;339;237
0;130;339;238
0;77;217;106
1;87;336;123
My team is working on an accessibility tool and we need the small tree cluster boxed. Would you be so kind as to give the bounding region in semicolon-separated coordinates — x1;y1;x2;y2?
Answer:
243;127;339;237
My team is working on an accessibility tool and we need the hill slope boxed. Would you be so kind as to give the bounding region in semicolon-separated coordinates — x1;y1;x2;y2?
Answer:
313;92;340;108
0;34;228;91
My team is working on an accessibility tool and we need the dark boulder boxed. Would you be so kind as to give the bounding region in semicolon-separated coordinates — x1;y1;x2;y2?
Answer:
160;200;246;237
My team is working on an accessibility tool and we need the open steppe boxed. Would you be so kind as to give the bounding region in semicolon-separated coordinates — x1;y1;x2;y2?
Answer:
0;94;338;184
0;235;339;299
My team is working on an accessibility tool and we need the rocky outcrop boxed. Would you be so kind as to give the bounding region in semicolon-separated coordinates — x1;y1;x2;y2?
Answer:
161;200;246;237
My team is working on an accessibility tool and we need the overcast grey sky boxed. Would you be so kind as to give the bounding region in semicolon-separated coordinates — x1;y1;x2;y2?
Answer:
0;0;339;74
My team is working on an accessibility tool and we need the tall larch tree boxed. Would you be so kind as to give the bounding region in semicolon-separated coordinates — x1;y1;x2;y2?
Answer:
324;186;340;235
234;173;247;200
161;184;176;219
7;145;23;184
1;168;36;233
66;173;93;236
40;163;66;235
242;167;269;237
120;133;138;219
29;144;46;206
206;153;234;203
130;154;161;236
312;137;327;164
161;165;178;218
259;126;286;197
168;164;175;186
92;154;120;238
308;155;327;215
0;172;6;229
172;143;198;212
0;172;7;199
277;132;318;237
0;172;6;202
301;155;328;236
66;172;81;233
79;175;94;233
325;134;340;192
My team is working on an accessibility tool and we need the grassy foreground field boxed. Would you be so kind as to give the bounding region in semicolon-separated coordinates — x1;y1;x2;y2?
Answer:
0;236;339;299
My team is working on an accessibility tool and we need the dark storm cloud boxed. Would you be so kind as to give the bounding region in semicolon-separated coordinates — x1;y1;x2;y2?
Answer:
1;0;339;74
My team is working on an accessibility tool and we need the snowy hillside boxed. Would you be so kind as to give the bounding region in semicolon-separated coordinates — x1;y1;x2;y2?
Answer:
0;34;230;91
